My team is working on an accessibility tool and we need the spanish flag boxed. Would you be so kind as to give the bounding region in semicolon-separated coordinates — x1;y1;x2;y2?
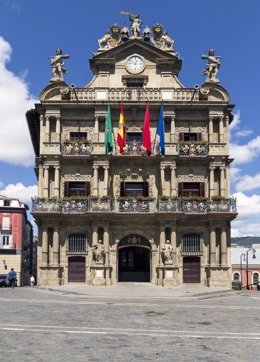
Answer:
117;104;126;154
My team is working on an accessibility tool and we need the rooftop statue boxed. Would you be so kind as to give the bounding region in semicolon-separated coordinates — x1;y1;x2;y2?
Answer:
98;24;121;50
201;49;222;83
121;11;142;38
49;48;69;82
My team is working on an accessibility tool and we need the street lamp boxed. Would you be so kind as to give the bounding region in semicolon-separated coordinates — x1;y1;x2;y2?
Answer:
246;248;256;290
240;252;246;287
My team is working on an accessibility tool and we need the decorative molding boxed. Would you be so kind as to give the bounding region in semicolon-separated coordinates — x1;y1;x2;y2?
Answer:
177;174;206;182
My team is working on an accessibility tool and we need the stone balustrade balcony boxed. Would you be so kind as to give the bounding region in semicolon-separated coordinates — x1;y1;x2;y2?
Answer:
68;87;199;103
32;197;236;215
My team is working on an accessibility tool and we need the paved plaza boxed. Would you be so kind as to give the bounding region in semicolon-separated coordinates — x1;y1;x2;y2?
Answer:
0;285;260;361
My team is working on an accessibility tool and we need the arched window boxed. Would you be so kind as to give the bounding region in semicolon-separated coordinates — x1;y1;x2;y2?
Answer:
68;233;87;254
253;272;259;285
233;272;240;282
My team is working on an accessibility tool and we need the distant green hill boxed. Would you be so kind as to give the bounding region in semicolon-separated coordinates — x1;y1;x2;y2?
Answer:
231;236;260;247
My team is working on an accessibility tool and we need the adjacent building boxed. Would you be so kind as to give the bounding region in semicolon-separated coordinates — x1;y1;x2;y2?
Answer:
0;195;33;286
27;15;237;287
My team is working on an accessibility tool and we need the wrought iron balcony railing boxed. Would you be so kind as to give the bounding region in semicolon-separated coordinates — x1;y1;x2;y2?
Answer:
32;197;236;214
178;143;208;157
62;142;94;156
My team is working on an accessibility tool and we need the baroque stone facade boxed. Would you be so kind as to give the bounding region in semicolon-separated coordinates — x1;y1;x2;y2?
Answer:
27;15;237;287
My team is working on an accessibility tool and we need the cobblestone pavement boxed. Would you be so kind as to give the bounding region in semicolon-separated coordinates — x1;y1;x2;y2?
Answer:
0;285;260;362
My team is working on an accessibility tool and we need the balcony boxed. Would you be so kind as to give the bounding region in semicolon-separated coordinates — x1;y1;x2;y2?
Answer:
61;141;94;156
68;87;200;103
178;142;208;157
32;197;236;215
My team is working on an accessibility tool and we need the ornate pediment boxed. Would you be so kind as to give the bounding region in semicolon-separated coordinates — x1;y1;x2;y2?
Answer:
199;82;231;102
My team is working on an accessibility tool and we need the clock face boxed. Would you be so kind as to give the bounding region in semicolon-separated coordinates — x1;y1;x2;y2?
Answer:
126;56;145;73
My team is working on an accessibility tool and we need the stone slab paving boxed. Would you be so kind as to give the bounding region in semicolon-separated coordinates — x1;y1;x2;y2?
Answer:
0;285;260;362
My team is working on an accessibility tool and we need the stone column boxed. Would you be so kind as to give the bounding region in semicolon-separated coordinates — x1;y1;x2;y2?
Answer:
53;228;59;266
104;226;110;266
54;166;60;198
209;166;215;198
43;166;49;198
94;115;99;142
104;166;109;196
220;166;226;197
221;227;228;266
170;114;176;142
56;116;61;143
210;227;216;266
38;164;43;197
226;164;230;197
45;115;50;142
93;165;99;196
171;227;177;265
170;163;177;197
159;227;165;266
219;116;224;143
92;226;98;247
160;166;166;195
209;116;213;143
42;227;48;266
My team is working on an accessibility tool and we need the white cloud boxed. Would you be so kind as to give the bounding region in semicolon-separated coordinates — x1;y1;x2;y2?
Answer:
230;111;240;131
0;182;37;205
230;136;260;165
235;129;253;137
231;192;260;237
235;173;260;192
0;36;37;166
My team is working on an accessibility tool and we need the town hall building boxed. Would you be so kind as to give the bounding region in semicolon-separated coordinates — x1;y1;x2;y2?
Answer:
27;14;237;287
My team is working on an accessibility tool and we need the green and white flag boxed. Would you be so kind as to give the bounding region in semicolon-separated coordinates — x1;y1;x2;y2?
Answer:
104;103;113;154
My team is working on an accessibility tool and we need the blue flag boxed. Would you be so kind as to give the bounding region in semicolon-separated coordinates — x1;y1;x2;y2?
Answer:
156;104;165;156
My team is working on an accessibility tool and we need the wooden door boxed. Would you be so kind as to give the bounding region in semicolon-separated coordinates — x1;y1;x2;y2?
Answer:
68;256;85;282
183;257;200;283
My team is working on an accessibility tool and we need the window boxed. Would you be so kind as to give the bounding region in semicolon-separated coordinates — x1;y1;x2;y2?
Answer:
64;182;90;197
4;200;10;206
181;233;202;255
253;272;259;285
120;182;149;197
3;235;10;246
179;133;202;142
126;133;142;142
178;182;205;197
233;272;240;282
70;132;88;142
68;233;87;253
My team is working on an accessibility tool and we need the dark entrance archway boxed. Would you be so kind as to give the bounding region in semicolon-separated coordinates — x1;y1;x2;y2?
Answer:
68;256;85;282
118;235;151;282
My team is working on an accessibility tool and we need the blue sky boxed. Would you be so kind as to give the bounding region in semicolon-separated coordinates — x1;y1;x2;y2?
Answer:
0;0;260;236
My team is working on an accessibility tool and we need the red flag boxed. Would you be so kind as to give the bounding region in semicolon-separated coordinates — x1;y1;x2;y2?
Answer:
142;103;152;156
117;104;126;154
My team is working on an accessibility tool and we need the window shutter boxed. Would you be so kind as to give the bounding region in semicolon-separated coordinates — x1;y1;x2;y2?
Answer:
143;181;149;197
85;182;90;196
64;182;69;197
197;133;202;141
179;133;184;141
178;182;183;197
120;182;126;196
200;182;205;197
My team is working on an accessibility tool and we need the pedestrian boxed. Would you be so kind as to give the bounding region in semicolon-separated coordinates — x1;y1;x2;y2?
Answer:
8;268;17;289
30;275;35;287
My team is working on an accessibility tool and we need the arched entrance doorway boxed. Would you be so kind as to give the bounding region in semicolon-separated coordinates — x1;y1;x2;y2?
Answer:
118;235;151;282
68;256;85;282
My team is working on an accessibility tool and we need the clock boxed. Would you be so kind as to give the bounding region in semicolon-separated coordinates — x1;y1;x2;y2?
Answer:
126;55;145;74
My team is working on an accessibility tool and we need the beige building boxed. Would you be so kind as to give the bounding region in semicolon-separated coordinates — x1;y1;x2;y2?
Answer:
27;17;237;287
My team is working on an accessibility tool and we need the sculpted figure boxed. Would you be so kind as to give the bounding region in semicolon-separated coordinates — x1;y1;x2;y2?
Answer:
201;49;221;82
98;30;112;49
49;48;69;82
130;14;142;37
162;240;173;263
161;32;174;49
92;240;105;263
